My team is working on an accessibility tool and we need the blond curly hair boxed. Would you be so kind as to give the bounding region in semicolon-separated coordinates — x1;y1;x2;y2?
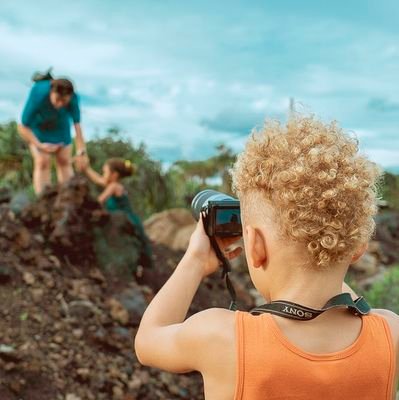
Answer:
231;115;382;269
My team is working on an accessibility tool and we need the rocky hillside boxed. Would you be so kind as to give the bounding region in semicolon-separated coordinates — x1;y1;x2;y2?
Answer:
0;176;254;400
1;176;398;399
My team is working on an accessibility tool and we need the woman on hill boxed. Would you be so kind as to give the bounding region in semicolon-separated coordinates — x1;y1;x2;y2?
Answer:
80;157;153;269
18;75;87;194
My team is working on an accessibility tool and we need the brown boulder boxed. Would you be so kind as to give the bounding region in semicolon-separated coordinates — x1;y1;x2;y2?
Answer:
144;208;196;251
350;252;379;276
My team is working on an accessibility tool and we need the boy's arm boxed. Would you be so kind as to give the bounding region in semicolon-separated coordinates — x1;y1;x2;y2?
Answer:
344;277;399;392
344;279;399;391
134;219;241;373
373;308;399;395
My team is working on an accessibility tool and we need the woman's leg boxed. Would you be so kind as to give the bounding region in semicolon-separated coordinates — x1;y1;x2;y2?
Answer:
55;145;74;184
30;144;52;195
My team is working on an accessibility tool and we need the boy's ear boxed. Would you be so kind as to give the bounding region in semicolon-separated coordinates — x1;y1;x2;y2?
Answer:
246;225;267;268
351;242;368;263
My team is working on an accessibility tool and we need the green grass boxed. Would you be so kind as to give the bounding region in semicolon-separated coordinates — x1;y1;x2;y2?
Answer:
346;265;399;314
363;265;399;314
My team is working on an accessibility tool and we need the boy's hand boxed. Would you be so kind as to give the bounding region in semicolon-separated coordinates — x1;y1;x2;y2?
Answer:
186;217;242;277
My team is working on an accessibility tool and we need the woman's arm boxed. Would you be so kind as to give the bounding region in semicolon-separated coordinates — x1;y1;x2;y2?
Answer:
74;123;85;153
18;124;41;147
73;123;88;171
18;124;59;153
19;87;42;148
19;85;59;152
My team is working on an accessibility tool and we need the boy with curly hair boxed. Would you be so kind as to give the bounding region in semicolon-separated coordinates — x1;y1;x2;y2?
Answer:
135;115;398;399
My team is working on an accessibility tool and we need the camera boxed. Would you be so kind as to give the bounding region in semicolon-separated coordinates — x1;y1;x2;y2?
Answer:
191;189;242;237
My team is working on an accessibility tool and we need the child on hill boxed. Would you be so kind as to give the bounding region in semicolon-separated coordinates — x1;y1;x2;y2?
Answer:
135;115;399;399
80;157;153;269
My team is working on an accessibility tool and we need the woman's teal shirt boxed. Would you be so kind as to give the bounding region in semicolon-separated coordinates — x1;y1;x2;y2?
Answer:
21;80;80;145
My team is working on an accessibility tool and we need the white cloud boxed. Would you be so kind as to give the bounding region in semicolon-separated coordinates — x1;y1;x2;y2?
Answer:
364;149;399;167
350;128;377;140
0;1;398;169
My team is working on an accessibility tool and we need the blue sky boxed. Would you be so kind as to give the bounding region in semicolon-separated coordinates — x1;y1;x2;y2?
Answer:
0;0;398;170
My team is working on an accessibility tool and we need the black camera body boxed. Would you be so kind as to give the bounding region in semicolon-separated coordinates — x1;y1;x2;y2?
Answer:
191;190;242;237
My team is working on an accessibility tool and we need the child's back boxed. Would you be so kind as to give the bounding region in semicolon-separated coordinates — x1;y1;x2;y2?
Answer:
183;307;398;399
234;310;397;399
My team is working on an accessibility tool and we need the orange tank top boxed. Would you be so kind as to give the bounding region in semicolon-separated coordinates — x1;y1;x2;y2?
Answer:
234;311;396;400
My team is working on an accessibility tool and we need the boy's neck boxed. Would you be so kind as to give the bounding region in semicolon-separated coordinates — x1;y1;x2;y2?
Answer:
263;261;348;310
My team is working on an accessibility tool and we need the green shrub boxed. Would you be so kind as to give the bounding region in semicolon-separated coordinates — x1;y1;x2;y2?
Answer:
364;265;399;313
381;172;399;211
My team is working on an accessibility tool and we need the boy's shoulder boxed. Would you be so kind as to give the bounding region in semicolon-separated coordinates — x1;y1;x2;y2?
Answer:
188;307;236;337
182;308;236;360
185;308;236;373
372;309;399;387
371;308;399;339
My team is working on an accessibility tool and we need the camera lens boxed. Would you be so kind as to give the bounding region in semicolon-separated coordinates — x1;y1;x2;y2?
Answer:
191;189;237;220
191;190;218;220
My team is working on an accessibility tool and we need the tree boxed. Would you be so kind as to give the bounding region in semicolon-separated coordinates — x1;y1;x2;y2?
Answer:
381;172;399;211
0;121;33;190
170;144;236;205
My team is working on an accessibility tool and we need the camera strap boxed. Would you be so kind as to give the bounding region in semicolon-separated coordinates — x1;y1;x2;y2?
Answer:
250;293;371;320
205;226;369;319
208;235;238;311
203;208;369;318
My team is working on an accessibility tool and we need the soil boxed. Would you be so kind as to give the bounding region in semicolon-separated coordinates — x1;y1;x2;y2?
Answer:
0;177;254;400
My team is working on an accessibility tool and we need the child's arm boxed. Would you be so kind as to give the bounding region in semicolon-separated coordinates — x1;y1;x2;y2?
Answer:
134;219;241;373
83;166;107;187
74;155;106;186
98;183;118;204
